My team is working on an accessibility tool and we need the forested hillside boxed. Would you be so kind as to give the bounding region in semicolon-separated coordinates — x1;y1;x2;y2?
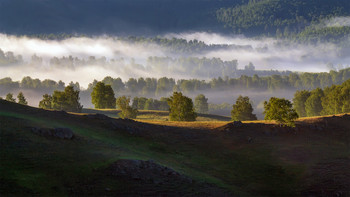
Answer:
1;0;349;38
0;0;243;35
217;0;350;37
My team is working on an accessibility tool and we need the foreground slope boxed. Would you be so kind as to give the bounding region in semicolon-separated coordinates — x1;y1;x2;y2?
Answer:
1;100;350;196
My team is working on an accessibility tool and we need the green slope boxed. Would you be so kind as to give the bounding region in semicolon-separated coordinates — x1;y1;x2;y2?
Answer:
1;100;350;196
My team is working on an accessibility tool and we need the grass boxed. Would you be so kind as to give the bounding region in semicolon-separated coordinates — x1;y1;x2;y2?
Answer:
82;108;231;122
1;100;350;196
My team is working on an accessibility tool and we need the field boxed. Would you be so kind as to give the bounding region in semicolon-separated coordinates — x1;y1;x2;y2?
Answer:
82;108;232;122
1;100;350;196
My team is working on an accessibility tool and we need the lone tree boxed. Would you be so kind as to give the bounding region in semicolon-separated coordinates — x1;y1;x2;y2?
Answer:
231;95;257;121
116;96;138;119
5;93;16;102
263;97;298;127
194;94;209;114
39;94;53;109
39;86;82;112
167;92;197;121
91;82;116;109
17;92;28;105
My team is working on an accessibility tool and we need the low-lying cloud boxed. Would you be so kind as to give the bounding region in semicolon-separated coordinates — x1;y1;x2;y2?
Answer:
325;16;350;27
0;32;349;88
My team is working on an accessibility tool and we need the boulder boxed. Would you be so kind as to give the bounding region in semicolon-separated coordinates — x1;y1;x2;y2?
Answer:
232;121;243;127
53;128;74;139
86;113;109;120
31;127;74;139
108;159;189;185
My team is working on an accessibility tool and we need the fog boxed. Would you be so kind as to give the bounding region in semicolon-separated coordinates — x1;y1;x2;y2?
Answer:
169;32;349;71
0;31;349;89
1;30;348;118
325;16;350;27
0;34;166;62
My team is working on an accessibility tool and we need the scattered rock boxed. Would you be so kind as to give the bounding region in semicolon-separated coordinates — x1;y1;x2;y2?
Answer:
342;114;350;118
31;127;74;139
108;159;191;185
85;113;109;120
294;127;299;132
247;136;253;143
232;121;243;127
53;128;74;139
308;124;324;131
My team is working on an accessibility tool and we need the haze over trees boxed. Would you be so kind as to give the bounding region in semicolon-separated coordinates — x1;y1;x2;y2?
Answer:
231;95;257;121
2;68;349;101
194;94;209;114
168;92;197;121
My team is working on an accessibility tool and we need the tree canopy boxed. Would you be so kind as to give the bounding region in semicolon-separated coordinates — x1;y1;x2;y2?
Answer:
91;82;116;109
17;92;28;105
39;86;82;112
293;90;310;117
305;88;324;117
292;79;350;117
39;94;53;109
167;92;197;121
116;96;138;119
231;95;257;121
264;97;298;127
5;93;16;102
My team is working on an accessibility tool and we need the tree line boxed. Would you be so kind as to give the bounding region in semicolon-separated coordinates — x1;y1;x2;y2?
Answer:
2;68;349;99
5;80;349;127
293;79;350;117
80;68;350;97
1;47;294;79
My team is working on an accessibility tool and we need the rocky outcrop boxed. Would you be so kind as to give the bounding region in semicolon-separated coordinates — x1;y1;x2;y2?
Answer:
232;121;243;127
31;127;74;139
108;159;192;185
85;113;109;120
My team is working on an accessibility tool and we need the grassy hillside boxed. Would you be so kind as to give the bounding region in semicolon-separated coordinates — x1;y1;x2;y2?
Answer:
1;100;350;196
